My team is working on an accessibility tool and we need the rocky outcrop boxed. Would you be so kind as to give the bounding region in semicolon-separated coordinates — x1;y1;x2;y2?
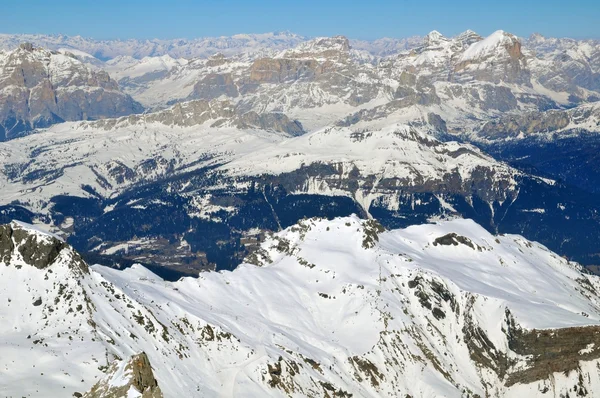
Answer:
83;353;163;398
249;58;322;84
0;43;142;140
475;103;600;141
232;111;305;135
507;321;600;387
190;72;239;99
0;224;14;264
91;99;305;135
246;36;350;86
0;221;88;273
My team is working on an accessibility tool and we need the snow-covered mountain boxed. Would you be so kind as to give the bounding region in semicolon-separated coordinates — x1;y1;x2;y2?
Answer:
2;28;600;398
86;29;599;125
1;30;600;276
0;43;142;140
3;217;600;397
3;30;598;131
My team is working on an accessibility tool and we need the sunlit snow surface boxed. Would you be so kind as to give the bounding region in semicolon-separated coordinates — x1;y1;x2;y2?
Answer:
2;217;600;397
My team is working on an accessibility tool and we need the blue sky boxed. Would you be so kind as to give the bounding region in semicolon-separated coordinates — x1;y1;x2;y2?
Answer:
2;0;599;40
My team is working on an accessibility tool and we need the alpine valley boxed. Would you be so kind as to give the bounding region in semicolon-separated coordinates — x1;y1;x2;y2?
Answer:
2;28;600;397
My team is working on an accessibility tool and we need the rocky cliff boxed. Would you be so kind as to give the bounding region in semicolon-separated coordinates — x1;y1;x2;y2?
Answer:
0;43;142;140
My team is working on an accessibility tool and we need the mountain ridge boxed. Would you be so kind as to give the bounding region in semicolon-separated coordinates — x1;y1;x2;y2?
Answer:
3;216;600;397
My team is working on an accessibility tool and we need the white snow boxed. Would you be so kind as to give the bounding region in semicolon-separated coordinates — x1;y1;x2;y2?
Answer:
460;30;515;62
2;216;600;397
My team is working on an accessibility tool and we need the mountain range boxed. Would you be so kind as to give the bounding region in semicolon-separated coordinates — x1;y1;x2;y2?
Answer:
1;30;600;273
2;29;600;397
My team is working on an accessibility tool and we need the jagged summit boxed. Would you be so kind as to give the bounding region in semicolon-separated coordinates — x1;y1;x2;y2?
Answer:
423;30;448;46
284;35;351;57
0;221;88;272
457;29;479;37
84;352;163;398
455;29;483;46
18;42;35;51
529;32;546;41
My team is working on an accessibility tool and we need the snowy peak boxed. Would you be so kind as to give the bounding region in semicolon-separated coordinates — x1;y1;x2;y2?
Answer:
460;30;523;62
452;30;529;84
1;43;117;89
455;29;483;47
424;30;448;46
529;32;546;43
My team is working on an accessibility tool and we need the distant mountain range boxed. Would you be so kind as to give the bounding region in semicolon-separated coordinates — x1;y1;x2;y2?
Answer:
0;31;425;59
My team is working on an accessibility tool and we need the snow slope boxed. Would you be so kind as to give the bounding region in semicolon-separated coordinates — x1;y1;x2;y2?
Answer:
0;119;291;210
2;217;600;397
459;30;518;62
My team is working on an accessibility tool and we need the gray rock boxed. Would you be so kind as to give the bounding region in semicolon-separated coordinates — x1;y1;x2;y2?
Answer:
190;73;239;100
0;44;143;141
0;222;88;274
83;352;163;398
92;99;305;135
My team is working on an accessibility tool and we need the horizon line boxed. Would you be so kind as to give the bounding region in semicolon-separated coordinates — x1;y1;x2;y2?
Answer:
1;30;600;43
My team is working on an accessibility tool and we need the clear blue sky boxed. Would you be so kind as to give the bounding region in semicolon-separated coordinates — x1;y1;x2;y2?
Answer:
2;0;599;40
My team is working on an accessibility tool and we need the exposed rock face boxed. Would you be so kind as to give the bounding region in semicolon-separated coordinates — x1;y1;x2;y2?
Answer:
91;98;305;135
83;353;163;398
0;221;89;272
12;226;65;269
475;102;600;141
249;58;322;83
233;111;304;135
190;72;239;99
0;224;14;264
0;43;143;140
506;322;600;387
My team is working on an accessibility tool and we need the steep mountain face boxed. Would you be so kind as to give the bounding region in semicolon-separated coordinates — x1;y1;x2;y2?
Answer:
3;218;600;397
0;43;143;140
454;30;529;84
